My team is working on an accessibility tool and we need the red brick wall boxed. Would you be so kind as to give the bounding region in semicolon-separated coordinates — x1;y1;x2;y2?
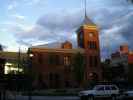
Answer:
31;51;77;88
77;26;102;81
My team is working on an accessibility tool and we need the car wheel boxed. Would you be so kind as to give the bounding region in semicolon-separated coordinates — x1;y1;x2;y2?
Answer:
80;96;87;100
88;95;94;100
111;95;116;100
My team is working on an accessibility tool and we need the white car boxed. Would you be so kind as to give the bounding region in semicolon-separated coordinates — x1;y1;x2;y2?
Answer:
79;84;120;100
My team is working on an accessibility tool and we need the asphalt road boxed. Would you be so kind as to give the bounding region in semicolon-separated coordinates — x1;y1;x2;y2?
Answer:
15;96;80;100
13;96;132;100
14;96;117;100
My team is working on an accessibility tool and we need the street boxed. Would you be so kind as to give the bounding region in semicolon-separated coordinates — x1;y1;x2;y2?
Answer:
14;96;80;100
12;96;132;100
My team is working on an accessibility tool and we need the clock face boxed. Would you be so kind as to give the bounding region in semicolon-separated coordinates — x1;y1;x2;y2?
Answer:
89;32;94;37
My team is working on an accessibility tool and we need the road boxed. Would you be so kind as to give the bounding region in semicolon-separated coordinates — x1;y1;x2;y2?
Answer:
13;96;131;100
15;96;80;100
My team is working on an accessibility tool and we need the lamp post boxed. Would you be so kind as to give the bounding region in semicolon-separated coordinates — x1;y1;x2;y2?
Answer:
28;52;34;100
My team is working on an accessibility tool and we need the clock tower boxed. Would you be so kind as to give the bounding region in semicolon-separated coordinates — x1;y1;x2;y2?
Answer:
76;14;102;81
77;15;99;50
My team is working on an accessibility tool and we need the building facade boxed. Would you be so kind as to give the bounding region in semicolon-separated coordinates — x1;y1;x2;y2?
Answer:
111;44;133;66
29;16;102;88
0;51;27;74
110;44;133;81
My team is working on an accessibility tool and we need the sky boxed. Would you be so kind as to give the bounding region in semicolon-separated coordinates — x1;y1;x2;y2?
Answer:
0;0;133;58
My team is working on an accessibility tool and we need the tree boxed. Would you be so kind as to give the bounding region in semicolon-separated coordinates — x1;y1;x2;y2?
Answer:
72;52;85;86
127;0;133;3
102;62;125;81
0;44;3;51
102;64;113;81
128;64;133;84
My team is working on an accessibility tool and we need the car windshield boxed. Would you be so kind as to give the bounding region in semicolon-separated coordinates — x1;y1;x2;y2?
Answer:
93;85;104;90
84;86;95;90
111;86;117;90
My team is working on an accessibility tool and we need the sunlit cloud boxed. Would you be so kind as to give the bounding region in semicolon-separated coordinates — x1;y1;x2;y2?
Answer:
12;14;25;20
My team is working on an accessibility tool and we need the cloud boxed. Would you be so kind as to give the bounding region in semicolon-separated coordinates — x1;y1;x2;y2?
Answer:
37;11;82;32
7;0;133;59
12;10;83;46
13;14;25;20
7;1;18;11
26;0;42;5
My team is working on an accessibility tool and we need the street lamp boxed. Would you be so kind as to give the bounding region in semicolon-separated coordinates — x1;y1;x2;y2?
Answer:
28;52;34;100
29;54;34;58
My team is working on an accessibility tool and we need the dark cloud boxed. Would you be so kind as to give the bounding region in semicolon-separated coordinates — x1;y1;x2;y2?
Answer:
37;11;82;32
15;10;83;45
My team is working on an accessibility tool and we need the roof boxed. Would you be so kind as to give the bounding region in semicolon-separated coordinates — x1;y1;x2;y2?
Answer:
82;15;96;26
30;47;85;54
76;15;97;33
32;42;62;48
0;51;27;62
62;40;72;44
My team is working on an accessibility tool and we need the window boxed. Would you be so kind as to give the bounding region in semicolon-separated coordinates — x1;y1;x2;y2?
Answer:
89;56;98;67
48;54;60;65
89;56;93;67
38;54;43;64
49;73;54;81
55;55;60;65
111;86;117;90
79;33;84;48
105;86;110;90
64;56;70;66
97;87;104;91
94;56;98;67
65;81;71;87
48;54;54;65
88;41;97;49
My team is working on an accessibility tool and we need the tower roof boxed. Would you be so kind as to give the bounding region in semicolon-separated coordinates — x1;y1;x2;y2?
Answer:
81;0;96;26
81;14;96;26
76;15;97;33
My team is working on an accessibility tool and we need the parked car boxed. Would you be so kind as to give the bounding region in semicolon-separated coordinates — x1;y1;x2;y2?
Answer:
79;84;120;100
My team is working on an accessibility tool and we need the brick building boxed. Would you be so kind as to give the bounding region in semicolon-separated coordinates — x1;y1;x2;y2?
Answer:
0;51;27;74
111;44;133;66
29;15;102;88
109;44;133;81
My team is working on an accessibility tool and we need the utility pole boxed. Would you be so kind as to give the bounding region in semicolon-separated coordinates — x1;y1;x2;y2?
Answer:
18;47;21;74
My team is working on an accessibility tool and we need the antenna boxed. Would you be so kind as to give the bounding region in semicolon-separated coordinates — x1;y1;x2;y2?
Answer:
81;0;95;25
84;0;87;18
